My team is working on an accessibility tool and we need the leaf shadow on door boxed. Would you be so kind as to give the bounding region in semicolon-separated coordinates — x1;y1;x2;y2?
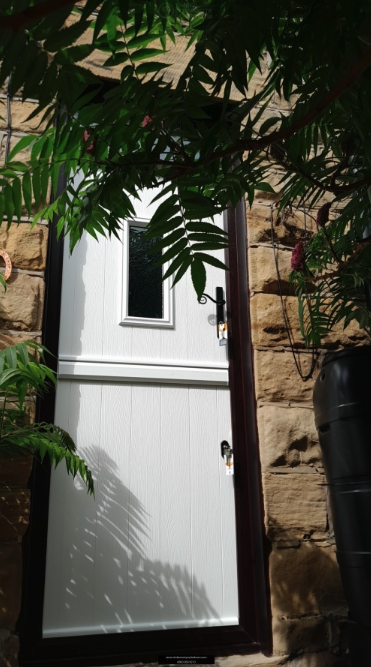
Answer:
46;444;219;635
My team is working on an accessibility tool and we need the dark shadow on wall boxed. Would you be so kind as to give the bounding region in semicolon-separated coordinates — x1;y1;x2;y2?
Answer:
44;444;219;636
267;518;348;660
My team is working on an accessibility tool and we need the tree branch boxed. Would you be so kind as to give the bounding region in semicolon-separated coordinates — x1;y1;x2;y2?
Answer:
0;0;75;31
248;46;371;152
186;45;371;168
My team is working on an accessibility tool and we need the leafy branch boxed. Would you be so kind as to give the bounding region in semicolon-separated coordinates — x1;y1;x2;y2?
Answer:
1;1;371;346
0;342;94;495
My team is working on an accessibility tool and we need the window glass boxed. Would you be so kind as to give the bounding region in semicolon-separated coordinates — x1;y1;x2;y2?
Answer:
128;226;163;319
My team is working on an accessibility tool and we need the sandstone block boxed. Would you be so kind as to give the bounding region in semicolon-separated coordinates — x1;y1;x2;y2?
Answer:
250;293;369;348
328;318;369;348
74;19;207;97
250;293;303;347
253;106;290;136
248;55;271;96
0;489;30;540
247;204;317;247
0;543;22;629
270;542;345;618
0;100;49;134
0;632;19;667
0;136;31;167
252;169;284;203
1;398;36;426
254;349;321;402
249;245;293;295
0;455;33;488
288;651;345;667
0;333;40;350
215;657;286;667
0;224;48;271
0;274;44;331
262;470;327;540
257;405;320;469
269;89;292;110
272;615;327;656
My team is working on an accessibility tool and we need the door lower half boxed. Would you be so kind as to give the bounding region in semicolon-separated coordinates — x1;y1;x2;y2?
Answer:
44;381;238;637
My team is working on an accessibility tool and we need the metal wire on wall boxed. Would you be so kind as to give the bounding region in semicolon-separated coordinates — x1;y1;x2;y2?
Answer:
270;202;318;381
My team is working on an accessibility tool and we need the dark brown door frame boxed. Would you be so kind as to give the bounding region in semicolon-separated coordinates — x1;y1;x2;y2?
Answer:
17;191;272;666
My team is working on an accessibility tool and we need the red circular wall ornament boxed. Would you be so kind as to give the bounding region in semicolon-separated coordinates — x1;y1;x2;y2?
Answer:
0;250;12;281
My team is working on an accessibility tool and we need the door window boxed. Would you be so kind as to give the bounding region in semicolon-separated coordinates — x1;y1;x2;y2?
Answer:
120;219;174;328
128;225;163;319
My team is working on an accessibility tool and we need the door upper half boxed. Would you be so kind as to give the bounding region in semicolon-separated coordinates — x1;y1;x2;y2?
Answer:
58;187;229;369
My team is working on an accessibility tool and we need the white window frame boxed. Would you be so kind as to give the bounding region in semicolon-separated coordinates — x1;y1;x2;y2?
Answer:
119;217;175;329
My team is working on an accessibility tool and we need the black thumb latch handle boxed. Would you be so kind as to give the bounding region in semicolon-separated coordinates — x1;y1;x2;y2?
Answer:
200;287;226;337
221;440;232;458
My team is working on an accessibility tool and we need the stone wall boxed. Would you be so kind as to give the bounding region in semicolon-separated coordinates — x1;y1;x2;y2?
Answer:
0;92;48;667
0;49;368;667
247;168;368;664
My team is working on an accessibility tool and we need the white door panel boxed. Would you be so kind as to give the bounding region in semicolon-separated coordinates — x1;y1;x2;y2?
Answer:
43;190;239;638
59;210;228;368
43;382;238;636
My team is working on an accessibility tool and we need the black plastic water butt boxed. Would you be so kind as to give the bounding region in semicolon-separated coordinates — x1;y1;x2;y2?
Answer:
313;346;371;665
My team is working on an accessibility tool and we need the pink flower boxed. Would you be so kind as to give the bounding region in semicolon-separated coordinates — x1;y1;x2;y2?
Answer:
316;202;331;226
142;115;153;127
83;129;96;154
291;241;305;270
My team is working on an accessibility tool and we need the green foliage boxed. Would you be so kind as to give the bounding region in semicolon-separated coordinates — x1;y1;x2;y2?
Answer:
1;0;371;345
290;198;371;346
0;342;94;495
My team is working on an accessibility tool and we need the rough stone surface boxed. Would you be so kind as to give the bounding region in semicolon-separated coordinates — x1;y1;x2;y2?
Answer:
0;489;30;540
327;318;369;348
288;652;346;666
0;333;40;350
270;542;345;618
252;170;285;204
0;224;48;271
0;455;33;489
250;294;303;347
0;100;49;133
0;543;22;629
0;397;35;427
250;293;368;348
247;205;314;247
0;633;19;667
262;470;327;540
247;205;321;247
254;349;322;402
257;405;321;470
249;245;293;295
214;657;286;667
253;107;290;137
1;136;31;170
0;274;44;331
272;615;327;655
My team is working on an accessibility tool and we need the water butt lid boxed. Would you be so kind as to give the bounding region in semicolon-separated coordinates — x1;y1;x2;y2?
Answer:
322;345;371;368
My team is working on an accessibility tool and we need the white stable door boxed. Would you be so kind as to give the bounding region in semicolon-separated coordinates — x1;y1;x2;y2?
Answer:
42;190;239;637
